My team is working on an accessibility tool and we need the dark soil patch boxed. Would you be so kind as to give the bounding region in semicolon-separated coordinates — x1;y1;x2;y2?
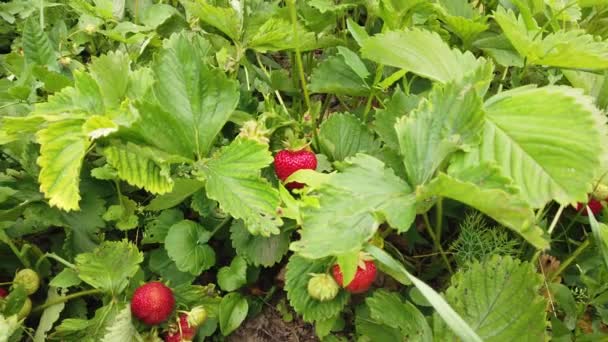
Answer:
227;302;318;342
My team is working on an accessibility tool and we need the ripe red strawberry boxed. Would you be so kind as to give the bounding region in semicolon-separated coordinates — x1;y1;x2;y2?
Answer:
332;260;377;294
0;288;7;298
164;314;197;342
274;149;317;189
131;281;175;325
576;198;604;216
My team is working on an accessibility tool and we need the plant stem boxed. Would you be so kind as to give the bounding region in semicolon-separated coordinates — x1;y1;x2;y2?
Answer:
37;252;76;270
255;54;289;115
5;238;31;268
362;65;384;123
435;197;443;244
548;204;565;235
33;289;104;313
549;238;591;283
287;0;311;110
210;217;232;237
0;281;12;286
422;213;454;275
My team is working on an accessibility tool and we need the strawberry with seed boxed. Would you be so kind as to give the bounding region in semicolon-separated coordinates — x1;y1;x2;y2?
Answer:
332;253;377;294
274;148;317;190
131;281;175;325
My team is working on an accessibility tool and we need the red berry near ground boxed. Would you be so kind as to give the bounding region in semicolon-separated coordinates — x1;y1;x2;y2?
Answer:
332;260;377;294
165;313;197;342
131;281;175;325
0;288;7;298
576;198;604;216
273;149;317;189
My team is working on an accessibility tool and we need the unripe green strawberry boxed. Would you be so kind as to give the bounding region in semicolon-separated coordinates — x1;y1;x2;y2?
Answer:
187;306;208;327
13;269;40;295
131;281;175;325
307;273;339;301
17;297;32;319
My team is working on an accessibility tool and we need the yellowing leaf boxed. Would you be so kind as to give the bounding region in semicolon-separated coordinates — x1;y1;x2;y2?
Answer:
36;120;90;211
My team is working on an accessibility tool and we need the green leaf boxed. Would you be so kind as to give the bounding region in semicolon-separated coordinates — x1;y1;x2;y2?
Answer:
364;246;482;342
420;164;548;249
548;283;577;330
198;138;282;236
36;120;89;211
309;47;370;96
356;304;403;341
49;269;82;288
290;154;415;259
436;255;546;341
32;66;73;93
366;290;432;342
74;240;143;295
148;248;196;286
219;293;248;336
100;306;139;342
318;113;379;162
217;256;248;291
34;288;66;342
142;209;184;245
83;115;119;139
494;7;608;69
229;219;291;267
374;89;420;151
103;143;174;195
308;0;360;13
145;178;204;211
181;0;241;41
361;29;487;83
132;32;238;159
395;80;484;186
247;18;316;52
588;209;608;271
88;52;130;109
0;315;19;341
563;70;608;110
164;220;216;275
3;285;27;316
102;196;139;231
22;17;58;70
364;245;411;286
285;255;350;322
468;85;607;207
473;34;524;67
346;18;369;46
336;250;359;287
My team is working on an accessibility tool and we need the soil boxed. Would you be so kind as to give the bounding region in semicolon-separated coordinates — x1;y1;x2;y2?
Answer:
227;301;319;342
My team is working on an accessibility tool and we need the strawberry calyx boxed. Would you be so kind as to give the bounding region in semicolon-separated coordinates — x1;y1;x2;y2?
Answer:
238;120;270;144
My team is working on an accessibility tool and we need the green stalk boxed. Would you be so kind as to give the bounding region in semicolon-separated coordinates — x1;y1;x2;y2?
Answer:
5;238;31;268
33;289;104;313
36;252;76;270
287;0;311;110
435;197;444;244
423;213;454;275
549;238;590;283
362;63;384;123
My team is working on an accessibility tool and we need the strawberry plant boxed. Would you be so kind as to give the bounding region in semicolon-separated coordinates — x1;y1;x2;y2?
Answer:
2;0;608;340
